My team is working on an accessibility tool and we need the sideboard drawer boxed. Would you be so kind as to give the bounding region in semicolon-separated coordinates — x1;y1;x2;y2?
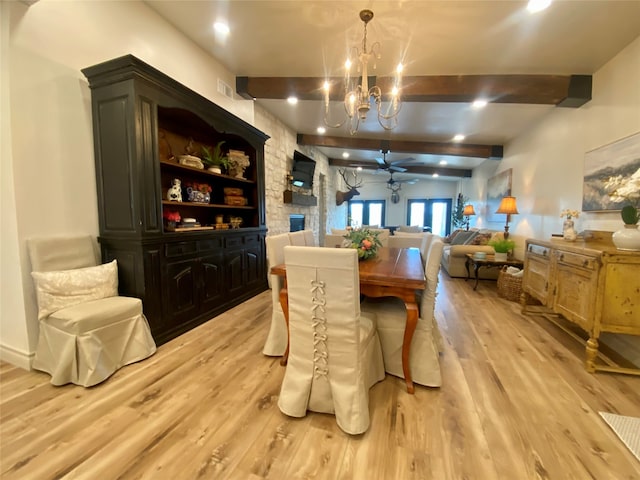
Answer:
527;243;550;257
556;251;597;270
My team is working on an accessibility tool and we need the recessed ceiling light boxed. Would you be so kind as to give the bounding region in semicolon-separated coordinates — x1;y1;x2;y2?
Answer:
439;160;448;165
527;0;551;13
453;134;465;142
432;173;439;178
472;99;488;109
317;126;326;134
356;166;363;171
342;152;350;158
287;96;298;105
213;21;230;35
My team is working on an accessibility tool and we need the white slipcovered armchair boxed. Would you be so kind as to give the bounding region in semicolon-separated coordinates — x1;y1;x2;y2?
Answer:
361;239;445;387
28;235;156;387
278;246;385;435
263;232;291;356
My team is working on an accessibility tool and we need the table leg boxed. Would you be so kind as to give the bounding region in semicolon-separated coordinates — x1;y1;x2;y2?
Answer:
473;264;481;290
402;300;419;394
279;281;290;367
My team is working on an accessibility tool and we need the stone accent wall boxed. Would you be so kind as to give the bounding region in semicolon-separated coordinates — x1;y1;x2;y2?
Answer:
253;105;347;246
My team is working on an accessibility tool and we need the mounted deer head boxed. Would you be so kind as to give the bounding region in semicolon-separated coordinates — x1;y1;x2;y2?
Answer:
336;168;363;206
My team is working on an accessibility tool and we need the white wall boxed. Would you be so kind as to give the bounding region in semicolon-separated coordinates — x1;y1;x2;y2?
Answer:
1;0;343;367
463;35;640;243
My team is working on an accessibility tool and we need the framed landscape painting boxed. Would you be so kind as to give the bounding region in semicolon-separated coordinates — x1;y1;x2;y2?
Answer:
486;168;512;222
582;132;640;211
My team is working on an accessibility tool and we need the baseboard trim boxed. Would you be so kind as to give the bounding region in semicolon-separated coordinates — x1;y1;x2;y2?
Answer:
0;343;33;370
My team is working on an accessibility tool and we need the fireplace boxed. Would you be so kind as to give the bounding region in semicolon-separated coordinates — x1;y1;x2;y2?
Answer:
289;214;305;232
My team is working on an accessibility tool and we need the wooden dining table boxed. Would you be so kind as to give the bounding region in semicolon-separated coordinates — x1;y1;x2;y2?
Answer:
270;247;426;394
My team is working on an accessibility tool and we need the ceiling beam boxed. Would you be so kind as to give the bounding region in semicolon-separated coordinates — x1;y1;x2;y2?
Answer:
329;158;473;178
297;134;503;159
237;74;591;107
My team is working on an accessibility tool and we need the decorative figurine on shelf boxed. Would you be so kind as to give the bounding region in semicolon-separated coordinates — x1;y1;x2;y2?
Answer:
167;178;183;202
227;149;250;179
178;137;204;169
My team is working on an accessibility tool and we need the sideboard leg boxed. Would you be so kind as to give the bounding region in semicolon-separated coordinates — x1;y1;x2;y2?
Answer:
585;337;599;373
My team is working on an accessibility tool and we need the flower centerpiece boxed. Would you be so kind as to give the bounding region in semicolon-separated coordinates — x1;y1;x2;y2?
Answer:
344;227;382;261
559;209;580;241
604;169;640;250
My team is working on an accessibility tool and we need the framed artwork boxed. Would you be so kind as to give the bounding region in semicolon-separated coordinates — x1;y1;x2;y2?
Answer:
582;131;640;212
486;168;512;222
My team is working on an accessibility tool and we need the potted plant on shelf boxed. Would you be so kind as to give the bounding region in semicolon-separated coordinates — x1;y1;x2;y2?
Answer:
201;140;228;174
488;238;516;261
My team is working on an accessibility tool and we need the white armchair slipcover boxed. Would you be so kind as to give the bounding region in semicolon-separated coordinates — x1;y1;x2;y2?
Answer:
393;231;433;258
263;232;291;356
302;229;316;246
288;230;306;246
278;246;385;435
362;239;445;387
28;235;156;387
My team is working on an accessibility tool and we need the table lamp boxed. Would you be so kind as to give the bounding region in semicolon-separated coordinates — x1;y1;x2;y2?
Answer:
495;196;519;239
463;204;476;231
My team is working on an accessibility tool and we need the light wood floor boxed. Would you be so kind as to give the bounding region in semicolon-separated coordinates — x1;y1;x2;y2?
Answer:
1;273;639;479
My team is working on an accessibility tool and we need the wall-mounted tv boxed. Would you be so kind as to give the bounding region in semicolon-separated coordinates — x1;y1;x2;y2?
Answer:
291;150;316;189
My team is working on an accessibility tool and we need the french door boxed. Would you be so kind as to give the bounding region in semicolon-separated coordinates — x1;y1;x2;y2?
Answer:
407;198;453;236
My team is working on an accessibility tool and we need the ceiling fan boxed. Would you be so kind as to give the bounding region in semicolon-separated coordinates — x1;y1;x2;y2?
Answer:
374;150;415;174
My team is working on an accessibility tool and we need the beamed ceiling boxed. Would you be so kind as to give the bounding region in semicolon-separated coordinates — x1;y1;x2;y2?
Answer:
146;1;640;181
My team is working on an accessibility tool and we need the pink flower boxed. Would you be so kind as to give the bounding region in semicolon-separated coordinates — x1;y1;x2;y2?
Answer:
362;239;372;249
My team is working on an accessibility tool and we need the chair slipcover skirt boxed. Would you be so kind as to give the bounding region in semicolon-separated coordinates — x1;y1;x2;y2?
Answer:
33;296;156;387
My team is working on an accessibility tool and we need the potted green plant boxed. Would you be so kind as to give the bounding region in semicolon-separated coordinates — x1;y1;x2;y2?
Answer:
201;140;228;174
488;238;516;261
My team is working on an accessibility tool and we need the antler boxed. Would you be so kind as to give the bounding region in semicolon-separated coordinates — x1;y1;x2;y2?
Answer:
338;168;363;190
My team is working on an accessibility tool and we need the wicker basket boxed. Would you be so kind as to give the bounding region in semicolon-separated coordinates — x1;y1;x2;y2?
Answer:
497;265;523;302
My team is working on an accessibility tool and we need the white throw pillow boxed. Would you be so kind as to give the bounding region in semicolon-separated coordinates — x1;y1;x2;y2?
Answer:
32;260;119;320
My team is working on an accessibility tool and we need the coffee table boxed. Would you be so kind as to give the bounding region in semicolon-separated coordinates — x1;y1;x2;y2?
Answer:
465;253;524;290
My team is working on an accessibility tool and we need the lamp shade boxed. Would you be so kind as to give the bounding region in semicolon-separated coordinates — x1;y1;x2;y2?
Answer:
496;196;519;215
463;205;476;216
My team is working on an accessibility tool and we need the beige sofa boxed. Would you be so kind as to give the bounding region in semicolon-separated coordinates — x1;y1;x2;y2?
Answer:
440;229;502;279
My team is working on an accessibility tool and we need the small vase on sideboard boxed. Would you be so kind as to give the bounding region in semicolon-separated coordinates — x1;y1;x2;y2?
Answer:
612;224;640;251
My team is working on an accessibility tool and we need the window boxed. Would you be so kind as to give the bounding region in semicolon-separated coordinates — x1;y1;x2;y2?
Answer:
348;200;386;228
407;198;453;237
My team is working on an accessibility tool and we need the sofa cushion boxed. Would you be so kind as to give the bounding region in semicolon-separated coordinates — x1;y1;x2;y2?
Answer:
451;230;478;245
470;232;492;245
444;229;464;244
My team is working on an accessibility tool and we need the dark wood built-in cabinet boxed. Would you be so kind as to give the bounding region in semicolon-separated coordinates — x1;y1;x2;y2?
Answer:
83;55;269;345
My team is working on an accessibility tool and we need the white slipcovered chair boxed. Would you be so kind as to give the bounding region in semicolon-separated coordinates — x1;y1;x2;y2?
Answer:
288;230;306;246
393;231;433;258
361;238;445;387
323;233;347;248
302;229;316;246
278;246;385;435
27;235;156;387
369;228;390;247
264;232;292;356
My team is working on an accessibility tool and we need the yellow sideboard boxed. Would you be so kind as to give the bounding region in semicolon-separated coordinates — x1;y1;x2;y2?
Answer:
521;231;640;375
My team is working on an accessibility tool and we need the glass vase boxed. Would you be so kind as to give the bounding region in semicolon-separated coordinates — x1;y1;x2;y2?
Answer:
562;218;577;241
612;224;640;251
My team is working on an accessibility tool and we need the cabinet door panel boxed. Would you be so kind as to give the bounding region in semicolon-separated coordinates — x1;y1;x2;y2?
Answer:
523;254;551;305
200;254;225;312
553;265;596;332
225;250;245;297
165;259;199;326
244;246;262;290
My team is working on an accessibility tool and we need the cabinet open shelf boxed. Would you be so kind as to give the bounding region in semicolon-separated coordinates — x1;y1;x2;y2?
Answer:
83;54;269;346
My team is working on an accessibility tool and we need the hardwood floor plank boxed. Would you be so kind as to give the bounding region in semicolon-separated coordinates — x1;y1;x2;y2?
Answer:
1;275;639;479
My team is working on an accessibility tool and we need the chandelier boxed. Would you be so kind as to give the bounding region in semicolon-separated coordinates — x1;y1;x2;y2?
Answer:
323;9;403;135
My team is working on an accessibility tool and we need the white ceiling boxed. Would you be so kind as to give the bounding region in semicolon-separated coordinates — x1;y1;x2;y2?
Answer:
146;1;640;180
